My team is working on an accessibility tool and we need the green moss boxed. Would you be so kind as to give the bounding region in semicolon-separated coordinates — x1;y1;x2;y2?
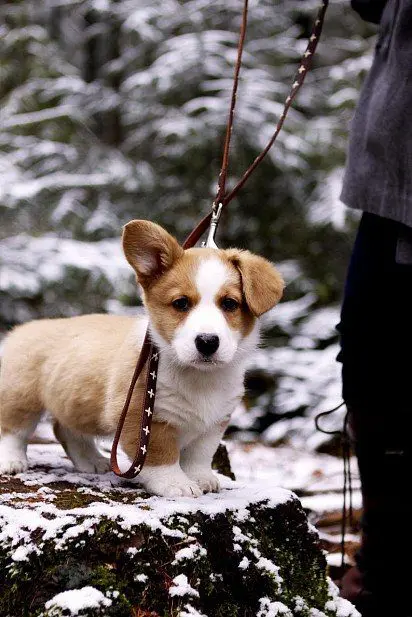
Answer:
52;489;104;509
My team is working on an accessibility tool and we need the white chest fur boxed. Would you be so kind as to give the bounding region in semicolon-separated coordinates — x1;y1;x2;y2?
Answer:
154;352;245;447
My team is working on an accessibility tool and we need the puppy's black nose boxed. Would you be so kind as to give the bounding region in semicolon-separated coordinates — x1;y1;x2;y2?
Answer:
195;334;220;357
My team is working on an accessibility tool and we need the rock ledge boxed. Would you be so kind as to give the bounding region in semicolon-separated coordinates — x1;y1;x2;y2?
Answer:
0;444;358;617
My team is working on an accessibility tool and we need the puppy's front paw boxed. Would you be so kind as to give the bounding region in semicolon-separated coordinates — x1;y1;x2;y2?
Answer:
139;465;203;498
0;456;28;475
185;468;221;493
0;437;28;475
75;456;111;474
159;478;203;498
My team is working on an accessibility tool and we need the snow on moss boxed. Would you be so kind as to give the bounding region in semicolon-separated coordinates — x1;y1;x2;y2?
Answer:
43;586;112;616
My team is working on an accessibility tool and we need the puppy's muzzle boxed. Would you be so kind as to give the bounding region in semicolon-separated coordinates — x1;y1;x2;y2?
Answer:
195;334;220;357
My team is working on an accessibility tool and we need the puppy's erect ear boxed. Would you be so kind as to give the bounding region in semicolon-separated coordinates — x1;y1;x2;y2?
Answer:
226;249;284;317
122;220;183;287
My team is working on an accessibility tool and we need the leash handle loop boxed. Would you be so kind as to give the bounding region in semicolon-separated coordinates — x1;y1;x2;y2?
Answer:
315;402;354;577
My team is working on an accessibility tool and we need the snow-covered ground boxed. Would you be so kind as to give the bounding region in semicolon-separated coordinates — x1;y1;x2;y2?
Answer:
0;434;360;617
28;420;361;572
1;441;295;550
226;440;361;569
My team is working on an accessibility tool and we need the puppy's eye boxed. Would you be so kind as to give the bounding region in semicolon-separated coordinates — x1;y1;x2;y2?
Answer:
221;297;239;312
172;296;190;311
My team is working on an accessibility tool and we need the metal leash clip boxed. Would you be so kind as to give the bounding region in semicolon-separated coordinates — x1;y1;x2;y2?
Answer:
202;202;223;249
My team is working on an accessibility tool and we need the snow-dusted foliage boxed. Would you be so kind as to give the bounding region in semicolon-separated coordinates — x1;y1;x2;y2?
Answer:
0;0;378;446
1;0;374;244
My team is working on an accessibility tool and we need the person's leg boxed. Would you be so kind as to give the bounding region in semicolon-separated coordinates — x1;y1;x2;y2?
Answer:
337;212;412;616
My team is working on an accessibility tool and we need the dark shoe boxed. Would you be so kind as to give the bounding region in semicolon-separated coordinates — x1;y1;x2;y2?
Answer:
341;564;412;617
339;406;412;617
340;566;373;616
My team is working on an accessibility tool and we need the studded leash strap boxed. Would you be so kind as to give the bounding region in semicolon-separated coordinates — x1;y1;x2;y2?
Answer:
110;332;159;478
111;0;329;478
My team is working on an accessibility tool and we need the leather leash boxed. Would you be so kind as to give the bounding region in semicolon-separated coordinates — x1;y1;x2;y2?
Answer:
110;331;158;478
111;0;329;478
315;402;354;577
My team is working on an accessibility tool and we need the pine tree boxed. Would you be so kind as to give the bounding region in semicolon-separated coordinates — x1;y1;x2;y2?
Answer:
1;0;375;247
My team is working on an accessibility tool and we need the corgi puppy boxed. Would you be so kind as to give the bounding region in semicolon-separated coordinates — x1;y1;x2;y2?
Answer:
0;220;283;497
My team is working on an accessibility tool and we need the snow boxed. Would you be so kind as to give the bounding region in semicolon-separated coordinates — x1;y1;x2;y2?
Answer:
11;543;38;562
169;574;200;598
0;432;361;602
227;442;360;504
0;411;361;572
261;292;317;333
180;605;208;617
258;598;292;616
327;580;361;617
0;0;372;452
0;6;373;614
239;556;250;569
257;557;283;587
0;234;131;296
227;439;361;576
0;442;295;565
302;491;361;515
2;105;82;130
173;545;207;563
308;168;355;231
326;552;352;567
3;171;115;201
243;301;348;450
44;586;112;615
0;430;362;615
257;588;361;617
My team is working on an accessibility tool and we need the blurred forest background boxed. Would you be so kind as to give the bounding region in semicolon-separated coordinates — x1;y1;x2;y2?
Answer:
0;0;377;449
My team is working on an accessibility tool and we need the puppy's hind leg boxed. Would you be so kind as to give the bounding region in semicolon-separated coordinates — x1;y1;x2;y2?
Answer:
53;422;110;474
0;343;44;474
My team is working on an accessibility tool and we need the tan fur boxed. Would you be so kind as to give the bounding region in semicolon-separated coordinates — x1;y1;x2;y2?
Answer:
122;421;179;467
224;248;284;317
123;220;183;288
0;314;178;467
141;248;257;342
0;220;283;482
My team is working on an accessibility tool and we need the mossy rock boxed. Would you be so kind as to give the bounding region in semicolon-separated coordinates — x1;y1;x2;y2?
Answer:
0;444;358;617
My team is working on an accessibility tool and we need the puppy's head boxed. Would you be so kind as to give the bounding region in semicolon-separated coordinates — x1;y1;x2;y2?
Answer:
123;220;284;370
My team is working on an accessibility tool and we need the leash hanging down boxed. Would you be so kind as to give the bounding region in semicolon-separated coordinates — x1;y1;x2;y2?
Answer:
315;402;354;575
111;0;330;479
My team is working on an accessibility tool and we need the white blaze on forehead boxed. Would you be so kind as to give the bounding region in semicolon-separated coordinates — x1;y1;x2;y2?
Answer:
195;256;234;303
170;254;244;366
